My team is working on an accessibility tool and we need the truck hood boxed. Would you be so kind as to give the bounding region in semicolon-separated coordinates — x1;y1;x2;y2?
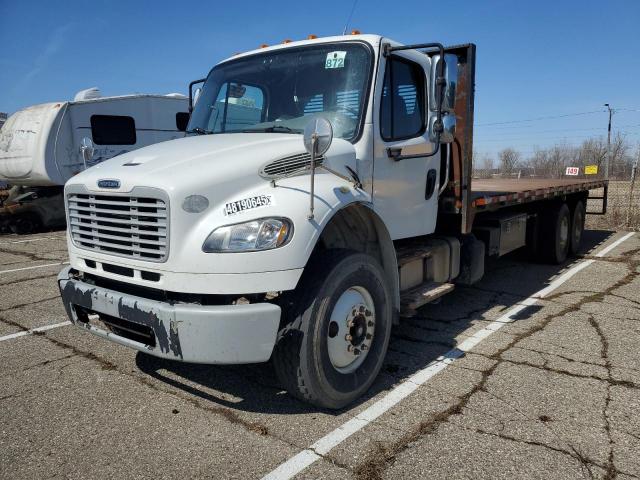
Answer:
70;133;354;194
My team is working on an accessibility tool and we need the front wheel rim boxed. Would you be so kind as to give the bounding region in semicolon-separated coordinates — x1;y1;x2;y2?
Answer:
326;286;375;374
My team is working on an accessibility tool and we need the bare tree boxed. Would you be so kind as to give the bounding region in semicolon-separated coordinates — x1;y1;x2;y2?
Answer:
499;148;520;177
472;150;495;178
611;132;630;177
579;137;607;171
481;153;494;175
528;147;549;176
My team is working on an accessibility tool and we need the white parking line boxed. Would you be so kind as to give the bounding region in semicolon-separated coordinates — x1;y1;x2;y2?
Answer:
594;231;635;257
261;232;635;480
0;235;66;245
0;321;71;342
0;261;69;275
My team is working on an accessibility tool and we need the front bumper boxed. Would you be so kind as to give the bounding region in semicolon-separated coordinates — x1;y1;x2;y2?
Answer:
57;267;281;364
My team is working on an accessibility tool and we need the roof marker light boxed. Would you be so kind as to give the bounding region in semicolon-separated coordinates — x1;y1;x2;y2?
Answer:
260;44;269;48
283;39;292;43
351;29;361;35
307;34;318;39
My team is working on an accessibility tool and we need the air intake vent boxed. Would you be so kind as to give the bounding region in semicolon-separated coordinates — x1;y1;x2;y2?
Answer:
259;152;324;179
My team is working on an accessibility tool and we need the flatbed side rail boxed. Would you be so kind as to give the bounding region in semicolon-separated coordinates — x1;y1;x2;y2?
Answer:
471;180;608;213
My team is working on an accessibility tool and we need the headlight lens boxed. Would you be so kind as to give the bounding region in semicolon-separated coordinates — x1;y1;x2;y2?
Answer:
202;217;292;252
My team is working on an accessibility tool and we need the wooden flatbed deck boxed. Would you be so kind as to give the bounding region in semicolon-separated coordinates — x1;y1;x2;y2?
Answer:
470;178;607;211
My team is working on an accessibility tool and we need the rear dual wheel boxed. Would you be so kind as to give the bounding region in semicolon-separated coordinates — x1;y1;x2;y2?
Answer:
539;200;585;264
272;250;393;409
540;202;571;264
570;200;586;256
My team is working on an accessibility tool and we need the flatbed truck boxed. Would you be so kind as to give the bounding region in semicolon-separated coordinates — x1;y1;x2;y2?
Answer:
57;35;607;408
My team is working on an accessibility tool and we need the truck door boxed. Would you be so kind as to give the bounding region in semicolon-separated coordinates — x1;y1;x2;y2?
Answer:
372;48;439;240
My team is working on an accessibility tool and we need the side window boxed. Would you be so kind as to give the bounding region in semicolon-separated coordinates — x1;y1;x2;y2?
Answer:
209;83;265;132
380;57;426;141
90;115;136;145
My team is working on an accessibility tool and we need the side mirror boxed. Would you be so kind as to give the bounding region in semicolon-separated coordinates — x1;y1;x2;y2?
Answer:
429;53;458;144
429;54;457;113
80;137;94;164
428;115;456;144
188;78;206;113
303;117;333;156
193;88;202;107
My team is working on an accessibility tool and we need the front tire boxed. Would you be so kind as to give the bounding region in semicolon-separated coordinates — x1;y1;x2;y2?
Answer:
272;250;393;409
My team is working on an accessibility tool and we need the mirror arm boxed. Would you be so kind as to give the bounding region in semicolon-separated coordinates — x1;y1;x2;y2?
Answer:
188;78;207;114
308;135;317;220
317;164;362;189
344;165;362;188
384;41;447;157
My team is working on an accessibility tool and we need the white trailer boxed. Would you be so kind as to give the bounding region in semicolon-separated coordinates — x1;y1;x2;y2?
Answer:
57;36;607;408
0;90;188;232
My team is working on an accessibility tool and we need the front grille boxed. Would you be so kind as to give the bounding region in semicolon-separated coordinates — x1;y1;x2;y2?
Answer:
259;152;324;179
68;193;168;262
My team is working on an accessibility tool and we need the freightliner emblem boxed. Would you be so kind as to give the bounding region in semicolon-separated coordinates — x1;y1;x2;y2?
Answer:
97;179;121;189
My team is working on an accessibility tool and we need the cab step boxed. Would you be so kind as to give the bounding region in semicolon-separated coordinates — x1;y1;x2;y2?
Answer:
395;244;433;267
400;282;455;317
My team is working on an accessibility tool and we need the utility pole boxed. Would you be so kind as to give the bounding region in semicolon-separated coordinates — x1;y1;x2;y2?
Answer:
628;145;639;227
604;103;614;179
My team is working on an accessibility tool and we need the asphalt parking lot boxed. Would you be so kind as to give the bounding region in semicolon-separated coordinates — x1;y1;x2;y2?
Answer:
1;229;639;480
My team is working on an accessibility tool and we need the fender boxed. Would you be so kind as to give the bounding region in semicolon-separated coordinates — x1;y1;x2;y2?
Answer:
293;183;401;317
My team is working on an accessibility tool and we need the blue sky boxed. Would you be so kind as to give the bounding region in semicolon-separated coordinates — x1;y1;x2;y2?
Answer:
1;0;639;159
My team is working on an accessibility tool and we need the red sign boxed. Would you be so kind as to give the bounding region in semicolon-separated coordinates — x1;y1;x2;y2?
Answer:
565;167;579;176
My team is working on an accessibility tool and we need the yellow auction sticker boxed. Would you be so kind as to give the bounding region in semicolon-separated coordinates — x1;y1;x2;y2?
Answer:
585;165;598;175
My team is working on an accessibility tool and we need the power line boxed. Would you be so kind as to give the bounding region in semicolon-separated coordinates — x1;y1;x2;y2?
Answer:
473;123;640;135
475;126;640;143
477;126;608;136
475;133;606;144
475;109;605;127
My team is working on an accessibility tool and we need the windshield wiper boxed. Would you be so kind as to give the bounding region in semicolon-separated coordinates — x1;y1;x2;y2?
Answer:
186;127;213;135
241;125;300;134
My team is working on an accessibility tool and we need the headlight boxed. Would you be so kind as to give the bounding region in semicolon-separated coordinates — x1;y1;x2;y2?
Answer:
202;217;292;253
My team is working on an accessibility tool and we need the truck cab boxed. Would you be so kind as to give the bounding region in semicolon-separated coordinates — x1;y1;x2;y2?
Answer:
58;35;596;408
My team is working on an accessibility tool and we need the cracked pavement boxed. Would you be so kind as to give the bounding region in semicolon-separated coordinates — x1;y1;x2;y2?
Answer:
0;229;639;479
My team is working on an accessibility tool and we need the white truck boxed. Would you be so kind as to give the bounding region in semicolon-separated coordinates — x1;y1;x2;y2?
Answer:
0;90;189;233
57;35;607;409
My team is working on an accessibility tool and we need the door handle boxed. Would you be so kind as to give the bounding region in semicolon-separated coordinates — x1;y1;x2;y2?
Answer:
387;147;402;160
386;145;431;162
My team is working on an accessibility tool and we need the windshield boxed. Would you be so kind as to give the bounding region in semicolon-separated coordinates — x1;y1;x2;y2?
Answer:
188;42;373;141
